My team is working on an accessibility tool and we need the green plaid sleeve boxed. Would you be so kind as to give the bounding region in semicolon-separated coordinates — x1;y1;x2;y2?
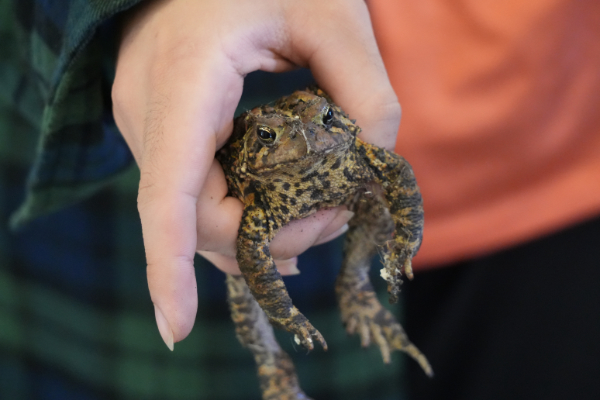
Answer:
0;0;144;229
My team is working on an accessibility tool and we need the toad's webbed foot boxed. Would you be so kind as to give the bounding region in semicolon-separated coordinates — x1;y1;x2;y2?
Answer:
339;186;431;375
265;387;313;400
337;282;432;376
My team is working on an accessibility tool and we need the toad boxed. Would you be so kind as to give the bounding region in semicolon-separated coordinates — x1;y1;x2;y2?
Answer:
216;88;431;400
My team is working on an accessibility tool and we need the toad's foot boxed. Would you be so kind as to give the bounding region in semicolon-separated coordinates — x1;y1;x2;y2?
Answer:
340;288;433;376
259;354;314;400
265;390;312;400
270;308;328;351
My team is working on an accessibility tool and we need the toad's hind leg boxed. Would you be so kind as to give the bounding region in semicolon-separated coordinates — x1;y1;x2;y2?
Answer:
226;274;313;400
336;194;432;376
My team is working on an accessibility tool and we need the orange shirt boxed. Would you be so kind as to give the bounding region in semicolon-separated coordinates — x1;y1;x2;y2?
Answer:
369;0;600;269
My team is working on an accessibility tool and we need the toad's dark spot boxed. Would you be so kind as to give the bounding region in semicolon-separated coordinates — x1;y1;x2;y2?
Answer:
295;189;304;196
243;185;256;196
310;189;323;200
343;167;355;182
299;204;311;214
301;171;319;182
357;144;367;158
331;158;342;170
282;182;291;191
373;167;385;181
251;217;263;227
279;193;289;203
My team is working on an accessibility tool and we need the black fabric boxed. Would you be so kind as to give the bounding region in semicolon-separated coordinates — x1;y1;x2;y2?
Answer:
404;214;600;400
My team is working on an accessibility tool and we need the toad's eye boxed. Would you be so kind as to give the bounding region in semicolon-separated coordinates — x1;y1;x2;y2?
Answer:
257;127;277;144
322;107;333;125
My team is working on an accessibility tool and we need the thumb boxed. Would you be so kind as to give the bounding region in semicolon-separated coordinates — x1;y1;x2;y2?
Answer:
138;63;243;348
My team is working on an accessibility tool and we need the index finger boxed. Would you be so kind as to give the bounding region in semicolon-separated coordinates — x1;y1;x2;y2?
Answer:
283;0;401;150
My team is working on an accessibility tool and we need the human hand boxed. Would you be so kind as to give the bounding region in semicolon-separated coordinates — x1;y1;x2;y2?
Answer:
112;0;401;350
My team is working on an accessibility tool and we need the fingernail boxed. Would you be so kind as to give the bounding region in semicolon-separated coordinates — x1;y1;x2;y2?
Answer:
337;210;355;221
154;305;174;351
276;257;300;275
315;223;349;245
288;263;301;275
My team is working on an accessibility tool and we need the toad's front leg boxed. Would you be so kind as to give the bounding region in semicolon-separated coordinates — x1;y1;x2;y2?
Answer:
236;206;327;351
357;139;424;304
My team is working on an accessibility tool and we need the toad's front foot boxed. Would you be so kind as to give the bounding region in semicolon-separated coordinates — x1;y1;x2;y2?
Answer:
380;242;415;304
271;308;328;351
339;287;433;376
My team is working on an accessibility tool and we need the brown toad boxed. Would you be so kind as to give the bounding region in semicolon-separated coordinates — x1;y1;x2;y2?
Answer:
216;88;431;400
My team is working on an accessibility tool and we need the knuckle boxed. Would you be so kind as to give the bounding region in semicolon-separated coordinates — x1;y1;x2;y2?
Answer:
367;91;402;126
136;170;159;214
356;90;402;149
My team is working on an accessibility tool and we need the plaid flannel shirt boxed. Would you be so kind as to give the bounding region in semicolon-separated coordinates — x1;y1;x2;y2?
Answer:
0;1;408;398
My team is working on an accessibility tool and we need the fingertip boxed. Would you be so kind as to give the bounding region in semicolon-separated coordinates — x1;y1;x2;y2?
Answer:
154;304;174;351
147;256;199;344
